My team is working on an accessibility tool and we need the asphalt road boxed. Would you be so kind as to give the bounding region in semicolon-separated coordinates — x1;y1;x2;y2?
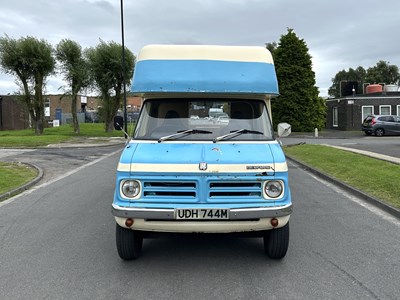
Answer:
0;144;124;183
0;150;399;299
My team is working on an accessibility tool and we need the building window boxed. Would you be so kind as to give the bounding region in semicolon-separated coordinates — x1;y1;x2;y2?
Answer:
362;106;374;122
45;98;50;117
379;105;391;115
397;105;400;116
333;107;338;127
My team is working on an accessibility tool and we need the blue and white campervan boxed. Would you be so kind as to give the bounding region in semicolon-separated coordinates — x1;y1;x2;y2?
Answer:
112;45;292;260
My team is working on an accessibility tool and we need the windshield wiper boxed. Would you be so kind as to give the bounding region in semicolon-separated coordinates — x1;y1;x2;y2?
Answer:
158;129;212;143
213;129;264;143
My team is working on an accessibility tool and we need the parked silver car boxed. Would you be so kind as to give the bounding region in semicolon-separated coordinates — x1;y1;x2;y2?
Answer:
362;115;400;136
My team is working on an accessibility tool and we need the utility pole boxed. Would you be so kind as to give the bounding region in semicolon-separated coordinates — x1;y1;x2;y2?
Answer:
120;0;128;138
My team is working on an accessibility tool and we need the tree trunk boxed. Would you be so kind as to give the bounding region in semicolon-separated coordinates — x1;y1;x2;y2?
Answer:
34;77;45;135
103;93;121;133
71;93;80;134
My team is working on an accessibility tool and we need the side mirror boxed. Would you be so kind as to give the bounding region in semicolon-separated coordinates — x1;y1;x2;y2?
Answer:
114;116;124;131
277;123;291;137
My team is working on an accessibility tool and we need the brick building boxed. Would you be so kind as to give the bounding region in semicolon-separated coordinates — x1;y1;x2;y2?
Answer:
326;85;400;130
0;94;143;130
0;95;30;130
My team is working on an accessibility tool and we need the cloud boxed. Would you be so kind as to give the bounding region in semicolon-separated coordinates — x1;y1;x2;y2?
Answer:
1;0;400;96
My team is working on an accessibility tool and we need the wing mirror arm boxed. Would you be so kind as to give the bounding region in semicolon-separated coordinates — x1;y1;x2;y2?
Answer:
114;115;130;140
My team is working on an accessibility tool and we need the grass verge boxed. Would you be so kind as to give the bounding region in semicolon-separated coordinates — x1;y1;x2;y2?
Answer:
0;123;126;147
284;144;400;209
0;162;38;197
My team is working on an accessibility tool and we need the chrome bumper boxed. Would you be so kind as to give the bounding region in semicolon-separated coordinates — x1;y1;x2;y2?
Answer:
111;203;293;220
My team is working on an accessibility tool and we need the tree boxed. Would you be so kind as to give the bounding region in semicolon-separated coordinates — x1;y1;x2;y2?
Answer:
329;61;400;97
0;35;55;134
328;66;366;97
86;40;135;132
365;60;399;85
265;42;277;57
271;29;326;131
56;39;90;134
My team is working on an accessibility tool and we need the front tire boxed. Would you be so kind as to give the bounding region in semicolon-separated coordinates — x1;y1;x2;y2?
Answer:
116;224;143;260
264;222;289;259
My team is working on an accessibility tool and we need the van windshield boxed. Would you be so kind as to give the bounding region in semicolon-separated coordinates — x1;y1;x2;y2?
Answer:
133;98;274;141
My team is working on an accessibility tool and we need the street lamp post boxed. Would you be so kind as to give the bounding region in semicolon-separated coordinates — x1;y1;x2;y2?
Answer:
120;0;128;138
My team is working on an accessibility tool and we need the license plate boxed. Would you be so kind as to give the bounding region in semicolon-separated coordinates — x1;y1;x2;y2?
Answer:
175;208;229;220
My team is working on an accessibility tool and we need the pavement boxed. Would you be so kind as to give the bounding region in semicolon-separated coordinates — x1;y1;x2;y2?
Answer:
45;136;127;148
1;131;399;218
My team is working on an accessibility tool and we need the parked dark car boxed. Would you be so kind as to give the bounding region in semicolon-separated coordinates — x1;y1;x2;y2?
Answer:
362;115;400;136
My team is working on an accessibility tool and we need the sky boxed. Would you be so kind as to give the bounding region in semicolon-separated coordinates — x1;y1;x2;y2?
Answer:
1;0;400;97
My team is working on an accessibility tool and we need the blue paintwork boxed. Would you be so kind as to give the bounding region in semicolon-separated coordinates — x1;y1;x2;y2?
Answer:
113;172;291;209
268;143;288;164
113;142;291;209
122;142;276;166
131;60;279;95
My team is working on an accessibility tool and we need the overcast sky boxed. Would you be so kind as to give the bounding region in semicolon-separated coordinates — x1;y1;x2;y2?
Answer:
1;0;400;97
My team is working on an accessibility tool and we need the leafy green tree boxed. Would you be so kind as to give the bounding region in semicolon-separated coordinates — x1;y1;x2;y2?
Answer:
271;29;326;131
0;35;55;134
56;39;90;134
365;60;399;85
329;61;400;97
328;67;366;97
86;40;135;132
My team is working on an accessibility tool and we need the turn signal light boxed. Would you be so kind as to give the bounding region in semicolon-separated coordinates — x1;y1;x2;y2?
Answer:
125;218;134;227
270;218;279;227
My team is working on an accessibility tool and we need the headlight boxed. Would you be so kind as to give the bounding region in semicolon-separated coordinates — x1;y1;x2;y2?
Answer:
121;180;141;198
264;180;283;198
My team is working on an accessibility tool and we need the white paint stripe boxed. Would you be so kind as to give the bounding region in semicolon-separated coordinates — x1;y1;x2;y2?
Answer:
118;162;288;173
137;45;274;64
0;149;121;208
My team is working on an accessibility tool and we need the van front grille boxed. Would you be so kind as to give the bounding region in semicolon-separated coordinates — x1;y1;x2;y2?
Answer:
143;181;197;198
209;181;262;198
